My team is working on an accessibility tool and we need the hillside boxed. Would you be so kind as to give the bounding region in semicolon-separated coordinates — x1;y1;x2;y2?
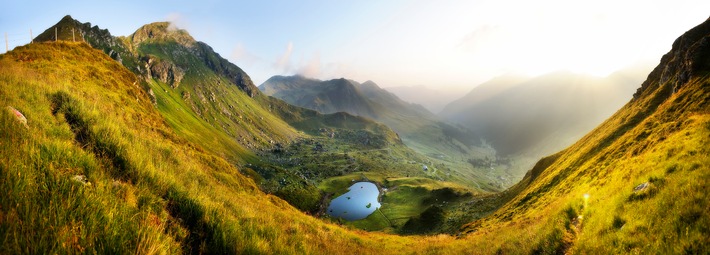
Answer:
1;15;707;254
458;17;710;253
31;15;496;233
0;41;429;254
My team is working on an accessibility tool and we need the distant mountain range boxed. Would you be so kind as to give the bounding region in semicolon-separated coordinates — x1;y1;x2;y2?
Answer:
439;69;648;157
260;75;485;156
260;75;435;122
384;85;471;113
260;71;648;181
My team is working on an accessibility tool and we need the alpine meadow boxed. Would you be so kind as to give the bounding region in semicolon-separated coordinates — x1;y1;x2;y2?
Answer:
0;4;708;255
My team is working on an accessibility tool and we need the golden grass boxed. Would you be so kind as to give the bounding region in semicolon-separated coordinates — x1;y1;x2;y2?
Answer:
1;41;707;254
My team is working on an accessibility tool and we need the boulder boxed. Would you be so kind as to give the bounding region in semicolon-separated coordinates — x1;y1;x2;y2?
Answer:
633;182;650;193
6;106;28;128
71;175;91;186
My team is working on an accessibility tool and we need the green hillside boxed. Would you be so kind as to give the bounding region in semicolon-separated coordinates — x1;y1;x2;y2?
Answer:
30;16;489;233
0;41;454;254
1;15;707;255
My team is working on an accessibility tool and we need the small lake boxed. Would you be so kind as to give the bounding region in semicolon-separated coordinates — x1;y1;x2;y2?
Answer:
327;182;381;221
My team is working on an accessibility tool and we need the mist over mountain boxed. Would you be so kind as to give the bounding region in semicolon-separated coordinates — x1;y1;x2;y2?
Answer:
384;85;472;113
440;69;646;159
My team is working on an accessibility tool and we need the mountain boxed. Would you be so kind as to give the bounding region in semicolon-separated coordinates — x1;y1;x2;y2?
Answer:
440;70;643;159
32;15;425;214
260;75;510;189
384;85;472;113
1;40;413;254
2;14;708;254
260;75;435;121
30;15;492;234
260;75;379;118
34;16;405;157
259;76;454;148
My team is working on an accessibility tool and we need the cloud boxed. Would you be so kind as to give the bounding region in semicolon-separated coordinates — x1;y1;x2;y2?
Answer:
165;12;190;31
273;42;293;73
230;43;260;66
297;53;321;78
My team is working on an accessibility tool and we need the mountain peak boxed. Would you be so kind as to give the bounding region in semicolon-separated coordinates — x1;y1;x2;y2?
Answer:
130;22;196;48
35;15;108;43
59;14;76;23
361;80;379;88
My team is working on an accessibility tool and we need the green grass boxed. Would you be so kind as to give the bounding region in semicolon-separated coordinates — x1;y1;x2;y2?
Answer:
0;42;317;253
458;74;710;253
318;173;477;234
1;31;708;254
0;41;478;254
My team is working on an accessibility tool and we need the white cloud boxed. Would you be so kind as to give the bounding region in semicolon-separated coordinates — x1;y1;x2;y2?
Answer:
273;42;293;73
165;12;189;31
297;53;321;78
230;43;260;66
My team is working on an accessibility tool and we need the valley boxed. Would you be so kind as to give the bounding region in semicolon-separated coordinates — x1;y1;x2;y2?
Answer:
27;16;497;235
0;12;708;255
260;74;521;190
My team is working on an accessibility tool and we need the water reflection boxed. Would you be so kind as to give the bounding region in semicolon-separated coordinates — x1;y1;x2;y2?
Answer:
327;182;381;221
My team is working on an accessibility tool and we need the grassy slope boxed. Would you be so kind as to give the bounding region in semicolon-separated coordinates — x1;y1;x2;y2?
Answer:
0;42;345;253
0;41;473;254
126;25;457;219
121;23;481;231
2;21;707;254
135;40;299;163
456;36;710;253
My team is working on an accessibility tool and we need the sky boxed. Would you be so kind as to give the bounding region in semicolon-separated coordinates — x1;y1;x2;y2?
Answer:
2;0;709;89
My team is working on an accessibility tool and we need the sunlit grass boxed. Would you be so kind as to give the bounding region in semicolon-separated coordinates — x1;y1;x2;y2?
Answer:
1;40;707;254
0;41;454;254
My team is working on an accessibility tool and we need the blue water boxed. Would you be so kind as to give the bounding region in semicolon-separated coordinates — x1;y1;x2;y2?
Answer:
327;182;381;221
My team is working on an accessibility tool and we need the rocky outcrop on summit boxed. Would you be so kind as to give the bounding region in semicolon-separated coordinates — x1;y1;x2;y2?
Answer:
130;22;259;97
130;22;196;49
35;15;135;67
39;16;260;98
635;16;710;99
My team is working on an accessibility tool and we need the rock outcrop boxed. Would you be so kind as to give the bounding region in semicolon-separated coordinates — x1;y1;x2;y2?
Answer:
635;16;710;99
130;22;197;49
143;56;184;88
6;106;28;128
35;15;133;65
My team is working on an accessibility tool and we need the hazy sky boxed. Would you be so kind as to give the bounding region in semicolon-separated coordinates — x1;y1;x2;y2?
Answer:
2;1;709;88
